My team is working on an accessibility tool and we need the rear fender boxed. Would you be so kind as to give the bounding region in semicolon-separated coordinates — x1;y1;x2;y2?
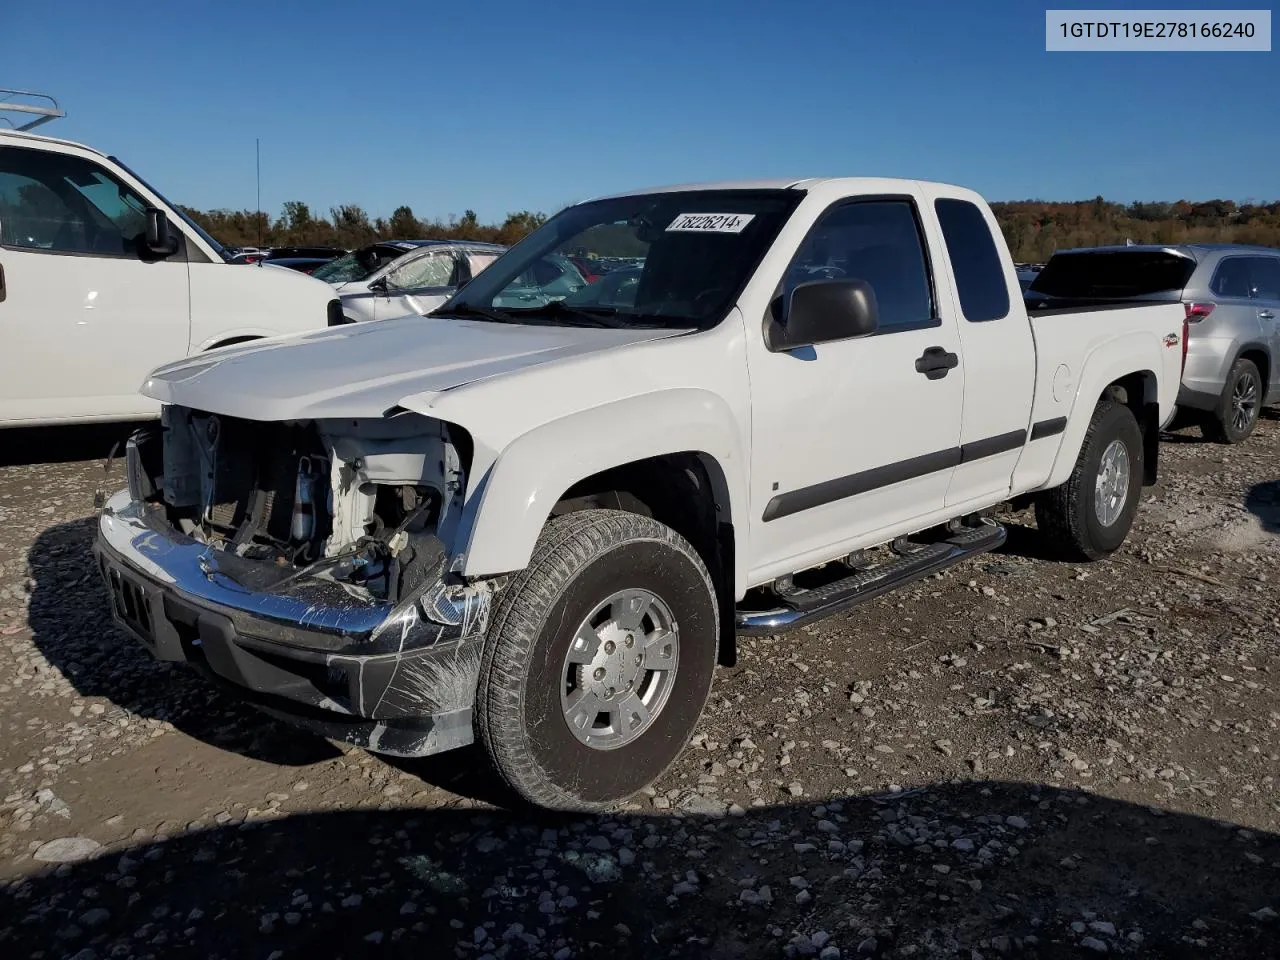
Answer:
454;389;746;590
1044;332;1161;490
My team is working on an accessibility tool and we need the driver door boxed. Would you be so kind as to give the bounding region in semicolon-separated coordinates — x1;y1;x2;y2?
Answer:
373;249;461;320
745;194;965;579
0;145;190;423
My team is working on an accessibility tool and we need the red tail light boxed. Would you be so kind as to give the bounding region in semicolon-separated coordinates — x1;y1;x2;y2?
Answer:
1183;301;1214;320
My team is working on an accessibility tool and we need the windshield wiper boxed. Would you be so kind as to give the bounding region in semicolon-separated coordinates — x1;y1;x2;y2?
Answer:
505;301;630;328
435;302;521;324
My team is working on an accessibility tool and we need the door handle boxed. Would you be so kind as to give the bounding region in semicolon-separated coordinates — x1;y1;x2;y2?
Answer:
915;346;959;380
0;263;6;303
1260;310;1276;320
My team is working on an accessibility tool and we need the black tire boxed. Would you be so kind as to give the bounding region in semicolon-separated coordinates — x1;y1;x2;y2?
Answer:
1202;357;1262;444
1035;399;1144;561
475;509;719;811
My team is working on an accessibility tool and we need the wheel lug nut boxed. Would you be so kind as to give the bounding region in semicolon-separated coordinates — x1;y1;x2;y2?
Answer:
604;641;615;654
624;634;634;647
593;667;606;681
634;655;642;666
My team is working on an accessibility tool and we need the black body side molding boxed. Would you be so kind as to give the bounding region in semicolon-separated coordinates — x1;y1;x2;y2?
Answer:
1030;417;1068;440
763;428;1032;522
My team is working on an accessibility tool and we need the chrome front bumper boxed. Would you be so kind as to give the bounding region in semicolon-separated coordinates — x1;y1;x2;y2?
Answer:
93;490;495;758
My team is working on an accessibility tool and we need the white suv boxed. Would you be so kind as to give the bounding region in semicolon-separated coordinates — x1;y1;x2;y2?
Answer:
0;113;340;427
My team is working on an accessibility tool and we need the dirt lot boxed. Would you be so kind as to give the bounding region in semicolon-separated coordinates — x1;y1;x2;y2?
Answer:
0;417;1278;959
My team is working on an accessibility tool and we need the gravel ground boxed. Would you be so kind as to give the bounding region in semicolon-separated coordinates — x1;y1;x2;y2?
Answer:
0;417;1278;959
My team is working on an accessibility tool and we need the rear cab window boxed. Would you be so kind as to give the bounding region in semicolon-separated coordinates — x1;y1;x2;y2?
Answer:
934;198;1010;322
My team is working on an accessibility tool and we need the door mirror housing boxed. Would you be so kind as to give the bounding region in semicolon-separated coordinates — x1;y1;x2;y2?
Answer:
768;278;880;352
368;276;389;294
144;208;179;257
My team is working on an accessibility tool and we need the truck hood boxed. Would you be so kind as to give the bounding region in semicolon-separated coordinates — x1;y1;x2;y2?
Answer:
142;314;686;421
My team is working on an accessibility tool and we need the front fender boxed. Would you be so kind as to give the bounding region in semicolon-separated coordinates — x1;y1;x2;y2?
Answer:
1044;331;1160;490
455;388;746;583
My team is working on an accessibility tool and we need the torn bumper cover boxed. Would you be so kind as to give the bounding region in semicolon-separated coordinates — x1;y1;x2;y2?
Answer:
92;490;493;758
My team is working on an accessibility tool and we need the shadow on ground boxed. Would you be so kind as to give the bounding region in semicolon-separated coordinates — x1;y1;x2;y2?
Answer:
993;520;1066;564
25;518;341;767
0;421;149;468
1245;480;1280;535
2;782;1276;959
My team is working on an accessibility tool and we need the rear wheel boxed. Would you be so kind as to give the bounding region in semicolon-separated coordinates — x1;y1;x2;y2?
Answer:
1035;399;1143;561
475;509;718;811
1202;357;1261;444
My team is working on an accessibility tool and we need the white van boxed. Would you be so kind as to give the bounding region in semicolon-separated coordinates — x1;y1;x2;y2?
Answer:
0;94;340;427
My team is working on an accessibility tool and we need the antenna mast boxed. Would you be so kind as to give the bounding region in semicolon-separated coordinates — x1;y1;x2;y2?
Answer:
256;137;262;249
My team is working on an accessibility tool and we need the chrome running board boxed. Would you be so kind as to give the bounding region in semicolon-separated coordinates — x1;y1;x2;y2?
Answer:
734;520;1006;636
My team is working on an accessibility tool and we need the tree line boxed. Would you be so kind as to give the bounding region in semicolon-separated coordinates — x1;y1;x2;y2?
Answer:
180;197;1280;260
177;201;548;250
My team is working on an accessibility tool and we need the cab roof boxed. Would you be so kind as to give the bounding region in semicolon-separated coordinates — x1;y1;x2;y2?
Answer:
0;127;105;157
588;177;975;202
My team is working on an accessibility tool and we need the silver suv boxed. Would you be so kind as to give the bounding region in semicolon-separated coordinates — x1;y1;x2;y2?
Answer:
1028;244;1280;443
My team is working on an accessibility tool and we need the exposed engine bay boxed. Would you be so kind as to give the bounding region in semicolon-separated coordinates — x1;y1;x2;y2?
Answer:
126;405;469;604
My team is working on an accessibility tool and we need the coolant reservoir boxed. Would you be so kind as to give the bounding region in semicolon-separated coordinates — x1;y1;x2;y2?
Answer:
291;459;319;542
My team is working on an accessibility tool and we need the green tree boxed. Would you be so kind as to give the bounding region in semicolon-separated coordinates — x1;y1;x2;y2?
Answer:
388;205;420;238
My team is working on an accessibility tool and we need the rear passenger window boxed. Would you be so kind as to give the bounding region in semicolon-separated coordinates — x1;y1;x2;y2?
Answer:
934;198;1010;322
785;199;934;332
1211;258;1254;298
1248;257;1280;300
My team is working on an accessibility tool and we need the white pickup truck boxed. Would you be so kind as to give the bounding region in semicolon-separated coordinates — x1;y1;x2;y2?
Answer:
94;177;1185;810
0;94;340;427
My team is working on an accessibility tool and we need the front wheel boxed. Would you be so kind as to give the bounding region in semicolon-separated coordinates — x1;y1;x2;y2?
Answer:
1035;399;1144;561
475;509;719;811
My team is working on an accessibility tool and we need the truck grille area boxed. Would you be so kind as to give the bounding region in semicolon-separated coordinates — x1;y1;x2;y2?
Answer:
185;414;329;554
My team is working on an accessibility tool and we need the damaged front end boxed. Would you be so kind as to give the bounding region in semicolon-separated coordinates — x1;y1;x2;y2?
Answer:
93;405;499;758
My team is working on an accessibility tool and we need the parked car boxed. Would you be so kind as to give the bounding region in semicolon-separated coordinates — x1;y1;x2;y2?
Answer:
561;266;641;309
0;116;340;427
97;177;1183;811
261;257;332;275
313;240;506;322
1014;264;1041;291
265;245;344;261
491;254;586;308
1028;244;1280;443
567;256;610;283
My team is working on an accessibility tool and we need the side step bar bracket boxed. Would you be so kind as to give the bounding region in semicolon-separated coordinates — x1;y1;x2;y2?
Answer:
734;521;1006;636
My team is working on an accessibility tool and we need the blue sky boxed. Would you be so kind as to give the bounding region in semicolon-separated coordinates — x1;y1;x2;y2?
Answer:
7;1;1277;222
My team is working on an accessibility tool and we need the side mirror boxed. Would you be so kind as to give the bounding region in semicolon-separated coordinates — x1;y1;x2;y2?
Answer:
768;278;879;352
144;208;179;257
368;276;389;294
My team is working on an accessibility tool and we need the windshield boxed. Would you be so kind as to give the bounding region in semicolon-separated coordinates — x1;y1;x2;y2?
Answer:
439;189;802;329
313;244;406;283
108;156;230;261
312;251;371;283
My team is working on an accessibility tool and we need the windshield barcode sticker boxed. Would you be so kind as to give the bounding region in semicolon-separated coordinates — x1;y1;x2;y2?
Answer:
666;213;755;234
